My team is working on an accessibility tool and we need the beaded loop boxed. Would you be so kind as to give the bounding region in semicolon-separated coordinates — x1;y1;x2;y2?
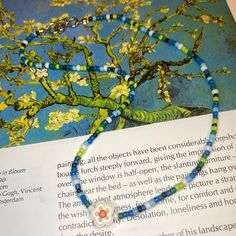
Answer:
20;14;219;228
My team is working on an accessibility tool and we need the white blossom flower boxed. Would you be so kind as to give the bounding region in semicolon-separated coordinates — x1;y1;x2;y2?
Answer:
29;68;48;80
69;72;81;82
110;83;130;99
35;68;48;78
89;201;115;227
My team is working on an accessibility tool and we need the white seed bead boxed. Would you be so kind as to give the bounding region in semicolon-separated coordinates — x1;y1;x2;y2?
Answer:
211;89;219;95
144;201;152;210
116;110;121;115
106;117;112;123
125;75;131;81
44;62;50;69
122;16;126;22
177;43;183;50
82;19;88;25
200;63;208;72
182;178;189;187
106;14;110;20
205;145;212;152
149;30;154;36
103;65;108;72
81;144;88;150
22;40;28;45
73;179;80;186
76;65;81;71
207;76;213;81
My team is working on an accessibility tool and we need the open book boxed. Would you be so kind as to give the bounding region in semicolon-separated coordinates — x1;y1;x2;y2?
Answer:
0;0;236;235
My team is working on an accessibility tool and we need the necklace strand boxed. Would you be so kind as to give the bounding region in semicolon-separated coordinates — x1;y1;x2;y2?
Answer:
19;14;219;228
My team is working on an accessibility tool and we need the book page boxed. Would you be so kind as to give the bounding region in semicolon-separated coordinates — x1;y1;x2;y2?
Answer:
0;110;236;236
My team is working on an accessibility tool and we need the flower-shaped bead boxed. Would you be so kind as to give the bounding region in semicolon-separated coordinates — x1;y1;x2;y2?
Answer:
89;201;115;227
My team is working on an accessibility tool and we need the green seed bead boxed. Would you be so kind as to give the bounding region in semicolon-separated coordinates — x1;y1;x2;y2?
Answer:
175;182;186;191
118;213;123;220
199;157;207;163
98;126;104;132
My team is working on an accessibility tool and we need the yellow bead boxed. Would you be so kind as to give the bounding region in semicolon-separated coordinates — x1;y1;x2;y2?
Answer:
181;47;188;54
213;96;219;102
158;35;164;41
175;182;186;190
199;157;207;163
98;126;104;132
80;66;86;71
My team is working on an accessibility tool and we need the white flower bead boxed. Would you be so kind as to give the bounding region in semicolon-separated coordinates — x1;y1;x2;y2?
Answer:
89;201;115;227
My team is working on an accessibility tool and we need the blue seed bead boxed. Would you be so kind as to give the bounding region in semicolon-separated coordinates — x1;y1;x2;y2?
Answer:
116;109;122;116
109;113;115;119
76;188;82;193
192;168;199;175
204;69;210;77
212;102;219;108
162;192;168;198
71;175;78;181
209;136;216;144
72;158;80;165
124;18;130;24
132;208;139;216
166;189;173;196
207;141;213;146
94;66;100;71
202;150;210;157
101;15;106;20
152;32;160;38
112;110;118;117
154;194;164;203
186;175;193;183
193;55;204;65
75;183;81;190
150;199;156;206
87;135;95;144
190;172;196;178
145;29;150;35
101;119;109;126
137;205;144;212
70;171;76;177
166;38;176;46
83;141;90;147
123;211;129;217
128;210;134;217
77;192;83;198
213;111;218;118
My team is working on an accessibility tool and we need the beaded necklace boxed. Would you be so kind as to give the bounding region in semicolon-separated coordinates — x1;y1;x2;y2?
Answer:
19;14;219;228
